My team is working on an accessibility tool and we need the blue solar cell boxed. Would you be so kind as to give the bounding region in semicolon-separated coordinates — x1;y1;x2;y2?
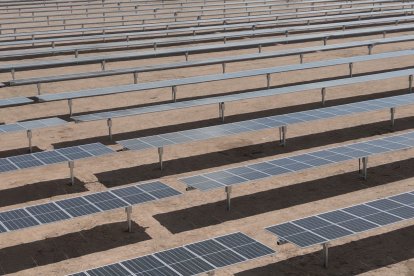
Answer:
232;242;275;259
387;206;414;219
84;191;129;211
343;204;381;217
266;222;306;238
281;231;327;248
0;158;19;173
55;197;101;217
26;203;71;224
8;154;44;169
0;209;40;230
32;151;69;164
293;216;332;230
363;212;402;226
318;210;357;224
86;263;131;276
110;186;156;205
312;225;353;240
338;218;378;232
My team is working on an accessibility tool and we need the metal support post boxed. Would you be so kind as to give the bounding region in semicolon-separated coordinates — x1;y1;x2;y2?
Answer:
323;243;329;268
11;68;15;80
300;53;303;64
125;206;132;232
36;83;41;95
68;160;75;185
361;156;368;180
158;147;164;170
258;44;262;53
390;107;396;129
101;60;106;71
75;49;79;58
368;44;373;55
323;37;328;46
409;75;413;93
321;88;326;106
172;86;177;102
27;130;33;153
266;73;271;88
133;72;138;84
349;62;353;77
185;51;189;61
222;63;226;73
225;186;232;211
279;126;287;146
153;42;157;50
68;99;73;116
107;118;113;140
219;102;225;122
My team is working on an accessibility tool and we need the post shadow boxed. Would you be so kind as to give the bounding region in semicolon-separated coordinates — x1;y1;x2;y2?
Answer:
0;177;86;208
0;221;150;275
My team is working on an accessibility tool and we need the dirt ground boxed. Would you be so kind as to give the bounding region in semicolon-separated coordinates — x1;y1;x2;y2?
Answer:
1;0;414;275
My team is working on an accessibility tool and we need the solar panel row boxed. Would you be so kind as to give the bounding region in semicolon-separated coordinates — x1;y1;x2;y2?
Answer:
0;181;181;233
3;5;410;41
3;32;413;73
118;93;414;151
25;49;414;99
180;130;414;190
5;0;403;31
0;117;67;133
5;12;413;48
69;232;275;276
0;97;33;107
72;67;414;122
0;143;113;173
4;19;414;59
266;190;414;247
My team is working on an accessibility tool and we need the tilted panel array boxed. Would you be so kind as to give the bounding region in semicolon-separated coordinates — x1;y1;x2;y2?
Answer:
118;93;414;151
72;68;414;122
0;142;113;173
3;33;414;73
5;13;414;48
68;232;275;276
0;97;33;107
0;181;181;234
0;117;67;133
266;191;414;247
180;130;414;190
35;49;414;102
4;20;414;60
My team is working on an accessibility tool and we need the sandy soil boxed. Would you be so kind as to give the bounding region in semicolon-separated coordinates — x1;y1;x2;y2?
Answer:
1;0;414;275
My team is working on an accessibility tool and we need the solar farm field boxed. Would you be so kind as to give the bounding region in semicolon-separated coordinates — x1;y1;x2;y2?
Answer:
1;0;414;275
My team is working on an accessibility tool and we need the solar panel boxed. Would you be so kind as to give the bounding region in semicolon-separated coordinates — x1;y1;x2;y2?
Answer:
74;68;414;122
5;12;412;51
115;90;411;154
0;181;181;234
0;97;33;107
3;1;409;38
72;232;275;276
4;30;414;75
180;130;414;191
266;190;414;248
4;4;413;60
4;5;409;44
0;142;113;174
37;50;414;103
